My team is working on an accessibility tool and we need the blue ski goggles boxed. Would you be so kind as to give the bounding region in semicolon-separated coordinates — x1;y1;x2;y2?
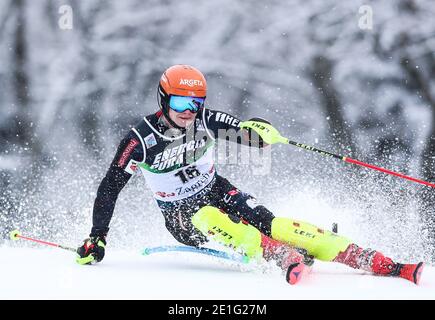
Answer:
169;95;205;113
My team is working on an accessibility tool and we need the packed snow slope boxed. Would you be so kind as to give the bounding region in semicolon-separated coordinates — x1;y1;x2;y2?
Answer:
1;246;434;300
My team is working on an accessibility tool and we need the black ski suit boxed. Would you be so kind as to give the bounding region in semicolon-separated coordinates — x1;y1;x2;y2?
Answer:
91;109;274;246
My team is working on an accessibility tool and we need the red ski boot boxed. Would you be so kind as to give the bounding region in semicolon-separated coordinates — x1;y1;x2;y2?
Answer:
333;243;424;285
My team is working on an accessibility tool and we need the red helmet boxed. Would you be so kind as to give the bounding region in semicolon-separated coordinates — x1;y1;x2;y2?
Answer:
160;65;207;97
157;65;207;129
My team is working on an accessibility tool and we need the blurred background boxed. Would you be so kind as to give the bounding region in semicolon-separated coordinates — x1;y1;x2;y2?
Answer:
0;0;434;263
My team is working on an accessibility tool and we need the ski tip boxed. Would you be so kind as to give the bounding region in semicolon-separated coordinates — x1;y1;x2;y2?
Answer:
413;262;424;285
285;263;305;285
9;229;20;241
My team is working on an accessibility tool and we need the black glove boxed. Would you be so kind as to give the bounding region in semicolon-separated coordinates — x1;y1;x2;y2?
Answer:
76;236;106;265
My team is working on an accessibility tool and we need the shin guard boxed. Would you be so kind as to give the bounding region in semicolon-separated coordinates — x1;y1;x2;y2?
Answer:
271;217;352;261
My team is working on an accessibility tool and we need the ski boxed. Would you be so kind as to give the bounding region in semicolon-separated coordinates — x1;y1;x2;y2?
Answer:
142;245;250;264
397;262;424;285
285;262;312;285
413;262;424;285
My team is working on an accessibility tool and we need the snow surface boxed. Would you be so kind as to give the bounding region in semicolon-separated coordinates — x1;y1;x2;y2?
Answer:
1;246;434;300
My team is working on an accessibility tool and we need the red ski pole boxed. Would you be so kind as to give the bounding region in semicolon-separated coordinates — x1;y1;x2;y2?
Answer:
9;230;77;252
240;121;435;188
286;139;435;188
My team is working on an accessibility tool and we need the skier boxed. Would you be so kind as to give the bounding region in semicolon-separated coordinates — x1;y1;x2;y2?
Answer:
77;64;424;284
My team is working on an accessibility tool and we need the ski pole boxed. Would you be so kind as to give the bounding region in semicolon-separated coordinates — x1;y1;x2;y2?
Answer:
285;139;435;188
240;121;435;188
9;229;77;252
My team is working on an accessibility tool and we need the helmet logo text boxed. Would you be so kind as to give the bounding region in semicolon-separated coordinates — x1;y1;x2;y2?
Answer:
179;79;204;87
